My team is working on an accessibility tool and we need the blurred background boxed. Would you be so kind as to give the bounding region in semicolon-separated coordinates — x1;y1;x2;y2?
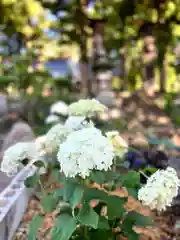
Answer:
0;0;179;139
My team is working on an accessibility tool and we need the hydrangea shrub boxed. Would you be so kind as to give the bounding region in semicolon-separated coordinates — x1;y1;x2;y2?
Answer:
1;98;179;240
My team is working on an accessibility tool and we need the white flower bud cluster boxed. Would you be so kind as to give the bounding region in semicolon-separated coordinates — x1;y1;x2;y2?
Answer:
65;116;94;131
50;101;68;117
105;131;119;138
44;123;71;154
57;127;114;178
34;135;47;156
1;142;38;177
138;167;180;211
68;99;107;118
106;131;128;157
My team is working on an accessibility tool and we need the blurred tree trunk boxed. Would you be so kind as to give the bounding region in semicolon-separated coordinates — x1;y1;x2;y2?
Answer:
155;21;171;94
143;35;157;95
79;34;89;96
159;56;167;93
77;0;89;97
119;47;127;91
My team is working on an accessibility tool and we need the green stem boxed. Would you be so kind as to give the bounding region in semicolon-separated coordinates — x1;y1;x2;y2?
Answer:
84;226;88;239
113;233;116;240
111;220;117;240
113;157;117;172
39;179;46;197
139;170;149;179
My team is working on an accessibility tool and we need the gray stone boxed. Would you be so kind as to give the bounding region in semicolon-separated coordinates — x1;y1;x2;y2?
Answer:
96;91;116;108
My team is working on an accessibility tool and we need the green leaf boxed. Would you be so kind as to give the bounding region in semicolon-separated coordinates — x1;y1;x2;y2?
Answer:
40;195;59;213
56;176;66;183
121;217;134;236
77;202;99;229
51;168;60;178
28;215;43;240
89;229;112;239
121;171;140;188
106;195;127;220
93;202;106;215
125;232;140;240
24;173;39;188
104;171;120;181
51;213;76;240
69;184;84;208
89;171;105;185
59;202;72;215
126;187;138;199
98;216;109;229
63;179;84;208
103;182;115;192
51;169;65;183
143;167;157;175
54;188;64;197
127;211;153;227
89;171;120;185
63;179;77;202
83;188;108;202
83;188;127;220
121;211;152;238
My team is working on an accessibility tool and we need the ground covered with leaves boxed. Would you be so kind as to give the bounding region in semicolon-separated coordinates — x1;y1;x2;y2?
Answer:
106;90;180;148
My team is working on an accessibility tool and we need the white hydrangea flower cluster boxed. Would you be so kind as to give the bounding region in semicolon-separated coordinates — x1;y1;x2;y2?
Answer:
45;114;60;125
57;127;114;178
50;101;68;117
138;167;180;211
44;123;71;154
34;135;47;156
65;116;94;131
105;131;119;138
106;131;128;157
68;99;107;117
1;142;38;177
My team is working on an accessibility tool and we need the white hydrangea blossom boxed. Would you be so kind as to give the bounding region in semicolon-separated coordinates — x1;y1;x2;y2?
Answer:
45;114;60;124
68;99;107;117
65;116;94;131
1;142;38;177
57;127;114;178
138;167;180;211
34;135;47;156
44;123;71;154
105;131;119;138
50;101;68;116
106;131;128;157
